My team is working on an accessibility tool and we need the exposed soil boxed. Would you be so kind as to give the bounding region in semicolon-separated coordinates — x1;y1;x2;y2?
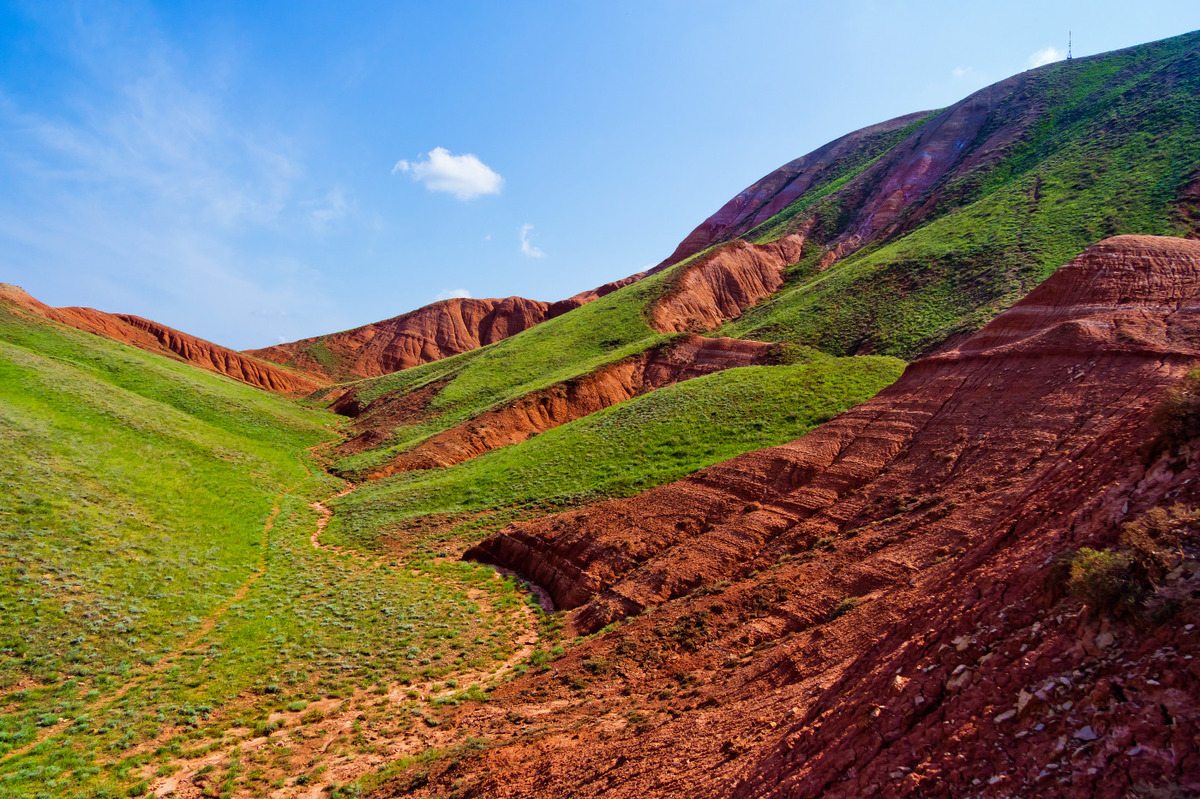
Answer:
649;235;806;334
0;284;322;395
658;112;932;268
246;297;560;382
421;235;1200;798
355;334;775;480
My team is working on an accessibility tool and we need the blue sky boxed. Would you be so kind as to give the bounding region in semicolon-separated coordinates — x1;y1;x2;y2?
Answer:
1;1;1196;349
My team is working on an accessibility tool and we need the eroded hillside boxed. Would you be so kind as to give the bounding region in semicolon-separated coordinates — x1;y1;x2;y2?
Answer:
391;235;1200;797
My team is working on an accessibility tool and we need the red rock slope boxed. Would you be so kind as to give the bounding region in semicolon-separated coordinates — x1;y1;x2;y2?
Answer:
434;236;1200;798
245;296;560;382
0;284;322;395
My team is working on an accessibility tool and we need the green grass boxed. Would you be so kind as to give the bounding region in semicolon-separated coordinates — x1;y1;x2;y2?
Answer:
327;266;679;467
0;309;535;796
324;350;904;553
721;31;1200;358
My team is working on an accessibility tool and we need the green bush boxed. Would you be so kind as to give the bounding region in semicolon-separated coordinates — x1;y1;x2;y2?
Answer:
1153;370;1200;449
1064;547;1146;618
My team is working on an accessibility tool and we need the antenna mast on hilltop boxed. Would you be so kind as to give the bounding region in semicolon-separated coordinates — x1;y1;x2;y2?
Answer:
1068;31;1072;60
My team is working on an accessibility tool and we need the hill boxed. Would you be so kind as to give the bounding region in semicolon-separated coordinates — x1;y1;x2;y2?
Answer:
0;284;322;395
302;30;1199;505
0;304;538;796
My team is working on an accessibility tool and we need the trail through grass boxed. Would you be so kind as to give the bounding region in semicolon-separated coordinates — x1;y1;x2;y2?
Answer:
0;309;544;797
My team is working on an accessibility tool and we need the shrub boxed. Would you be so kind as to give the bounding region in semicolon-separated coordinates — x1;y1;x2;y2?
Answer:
1064;548;1146;618
1119;503;1197;582
1152;370;1200;450
827;597;862;622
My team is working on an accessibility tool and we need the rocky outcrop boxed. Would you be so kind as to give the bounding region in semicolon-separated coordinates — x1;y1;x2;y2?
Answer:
649;235;805;333
345;335;775;479
0;284;322;395
247;296;559;382
438;235;1200;798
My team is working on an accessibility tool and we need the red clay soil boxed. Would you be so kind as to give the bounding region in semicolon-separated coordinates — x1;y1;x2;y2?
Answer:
246;296;559;382
0;284;322;395
355;335;775;479
649;235;806;334
413;235;1200;798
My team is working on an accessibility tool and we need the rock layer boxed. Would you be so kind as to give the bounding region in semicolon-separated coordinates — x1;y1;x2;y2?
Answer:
0;285;322;395
467;236;1200;617
353;335;775;479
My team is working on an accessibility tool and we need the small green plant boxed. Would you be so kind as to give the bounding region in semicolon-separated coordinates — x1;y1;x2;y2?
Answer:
1153;370;1200;450
1063;547;1146;618
827;597;862;622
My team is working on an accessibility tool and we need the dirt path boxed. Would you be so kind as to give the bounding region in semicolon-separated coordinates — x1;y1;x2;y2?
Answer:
308;483;356;554
144;473;546;796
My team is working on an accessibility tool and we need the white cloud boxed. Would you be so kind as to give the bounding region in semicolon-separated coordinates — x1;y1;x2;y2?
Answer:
519;223;544;258
392;147;503;200
1028;47;1065;68
951;66;972;79
435;288;472;300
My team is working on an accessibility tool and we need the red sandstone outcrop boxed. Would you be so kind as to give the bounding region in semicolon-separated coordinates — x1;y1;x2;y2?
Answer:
0;284;322;395
649;235;806;333
422;235;1200;797
247;296;557;382
351;335;775;478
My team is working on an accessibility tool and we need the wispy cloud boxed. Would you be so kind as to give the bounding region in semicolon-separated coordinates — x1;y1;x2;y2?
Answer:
519;223;544;258
310;187;354;233
951;66;973;79
1028;46;1065;68
392;147;503;200
435;288;472;300
0;10;344;348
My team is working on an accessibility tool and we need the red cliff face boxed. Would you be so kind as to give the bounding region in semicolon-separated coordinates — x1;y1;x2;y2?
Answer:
470;235;1200;618
0;285;322;395
441;237;1200;798
649;235;805;334
246;296;559;382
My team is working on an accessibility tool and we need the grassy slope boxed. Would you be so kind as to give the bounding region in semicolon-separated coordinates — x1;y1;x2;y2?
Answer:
0;310;531;796
325;351;905;553
325;263;681;475
723;31;1200;357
